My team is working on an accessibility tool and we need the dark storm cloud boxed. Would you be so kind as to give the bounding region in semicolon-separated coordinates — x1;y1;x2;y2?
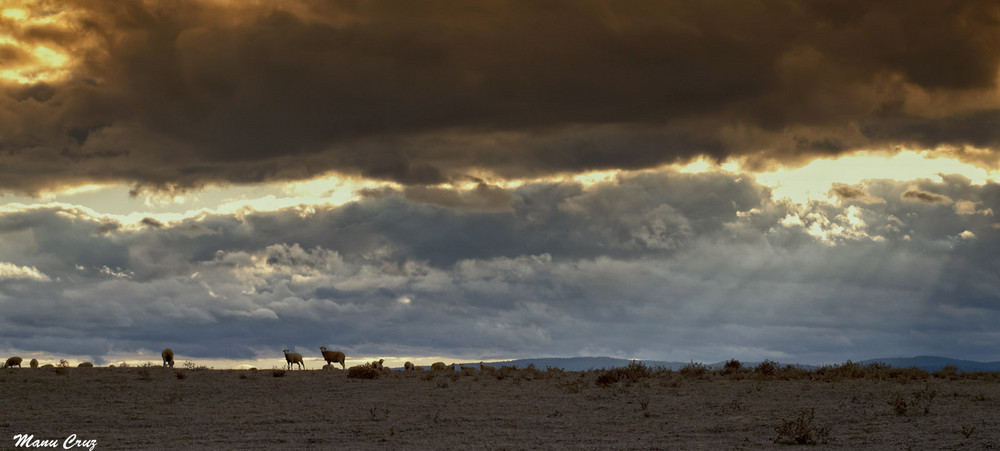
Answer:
2;171;1000;363
902;189;951;204
2;0;999;193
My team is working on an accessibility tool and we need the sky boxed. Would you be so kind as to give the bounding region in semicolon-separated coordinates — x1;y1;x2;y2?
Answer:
1;0;1000;369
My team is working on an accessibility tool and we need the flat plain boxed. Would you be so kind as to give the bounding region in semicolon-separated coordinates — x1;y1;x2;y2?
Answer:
2;363;1000;450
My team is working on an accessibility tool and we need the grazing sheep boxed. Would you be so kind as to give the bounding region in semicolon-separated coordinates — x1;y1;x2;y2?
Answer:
480;362;496;373
78;362;93;368
322;364;337;370
319;346;345;369
29;359;38;369
40;364;54;368
404;361;415;371
4;357;23;368
161;348;174;368
371;359;385;371
283;349;304;370
431;362;455;372
460;364;478;376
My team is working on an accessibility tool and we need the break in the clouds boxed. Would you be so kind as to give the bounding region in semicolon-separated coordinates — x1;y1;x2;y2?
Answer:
1;170;999;364
2;0;1000;193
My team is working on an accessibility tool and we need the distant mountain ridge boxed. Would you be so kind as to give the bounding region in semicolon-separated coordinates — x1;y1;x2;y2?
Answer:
452;355;1000;373
859;356;1000;373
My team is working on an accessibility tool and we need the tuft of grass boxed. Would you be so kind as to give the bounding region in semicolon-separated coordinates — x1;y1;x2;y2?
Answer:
174;371;187;380
272;367;286;378
137;369;151;381
773;408;830;445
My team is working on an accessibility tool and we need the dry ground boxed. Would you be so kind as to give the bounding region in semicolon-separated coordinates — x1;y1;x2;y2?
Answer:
2;364;1000;450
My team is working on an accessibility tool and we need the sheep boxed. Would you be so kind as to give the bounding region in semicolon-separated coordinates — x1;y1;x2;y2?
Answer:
4;357;22;368
29;359;38;369
460;364;478;376
78;362;94;368
319;346;345;369
430;362;454;372
371;359;385;371
480;361;496;373
161;348;174;368
404;361;415;371
283;349;304;370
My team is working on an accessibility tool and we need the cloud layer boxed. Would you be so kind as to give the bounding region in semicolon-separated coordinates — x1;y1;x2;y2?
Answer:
1;0;999;194
1;170;998;364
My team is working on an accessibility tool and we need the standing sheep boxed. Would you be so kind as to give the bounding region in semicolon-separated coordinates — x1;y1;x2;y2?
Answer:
161;348;174;368
4;357;22;368
480;361;496;373
404;361;415;371
319;347;345;369
283;349;304;370
29;359;38;369
371;359;385;371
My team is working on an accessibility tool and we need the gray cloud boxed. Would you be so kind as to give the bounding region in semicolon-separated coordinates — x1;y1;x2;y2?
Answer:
1;0;999;194
1;171;999;363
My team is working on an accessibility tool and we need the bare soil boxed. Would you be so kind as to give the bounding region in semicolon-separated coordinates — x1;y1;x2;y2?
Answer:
2;366;1000;450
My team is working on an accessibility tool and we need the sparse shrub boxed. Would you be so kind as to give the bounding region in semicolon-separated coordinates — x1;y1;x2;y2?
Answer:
679;361;708;378
934;364;959;379
174;371;186;380
137;369;151;381
889;386;937;416
272;368;286;378
723;359;742;375
58;359;69;368
595;360;654;387
348;364;380;379
773;409;830;445
755;360;777;377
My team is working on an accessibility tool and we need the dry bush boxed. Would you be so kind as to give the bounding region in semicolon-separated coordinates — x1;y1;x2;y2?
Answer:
137;369;151;381
933;365;959;380
679;362;709;378
722;359;742;377
595;361;654;387
773;408;830;445
755;360;777;377
271;368;286;378
889;386;937;416
348;364;380;379
175;371;187;380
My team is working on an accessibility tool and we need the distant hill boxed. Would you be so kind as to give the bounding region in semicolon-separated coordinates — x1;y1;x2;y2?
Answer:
860;356;1000;373
428;355;1000;373
480;357;688;371
463;357;805;372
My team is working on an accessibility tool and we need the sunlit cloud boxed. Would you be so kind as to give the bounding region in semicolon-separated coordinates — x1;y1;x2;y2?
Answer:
0;261;49;281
